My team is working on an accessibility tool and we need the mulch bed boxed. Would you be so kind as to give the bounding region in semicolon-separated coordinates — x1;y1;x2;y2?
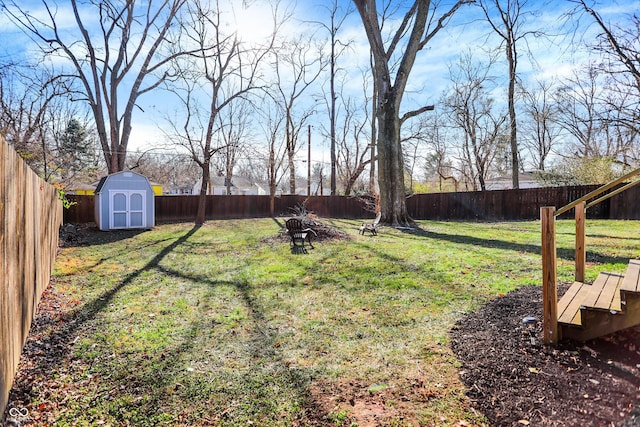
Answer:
451;284;640;426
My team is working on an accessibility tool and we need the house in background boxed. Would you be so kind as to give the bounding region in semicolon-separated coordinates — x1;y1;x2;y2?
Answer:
94;171;155;231
294;181;329;196
67;182;97;195
192;176;266;195
68;179;163;196
163;184;193;195
485;171;542;191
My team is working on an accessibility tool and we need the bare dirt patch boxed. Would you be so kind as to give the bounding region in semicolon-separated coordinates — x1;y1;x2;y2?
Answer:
304;377;455;427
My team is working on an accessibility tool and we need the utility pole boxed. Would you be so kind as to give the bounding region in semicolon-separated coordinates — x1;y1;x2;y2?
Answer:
330;22;337;195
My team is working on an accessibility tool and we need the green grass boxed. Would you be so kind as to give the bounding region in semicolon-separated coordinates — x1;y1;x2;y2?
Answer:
40;218;640;426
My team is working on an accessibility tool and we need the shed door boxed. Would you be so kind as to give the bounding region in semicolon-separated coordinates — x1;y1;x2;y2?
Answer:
110;190;146;229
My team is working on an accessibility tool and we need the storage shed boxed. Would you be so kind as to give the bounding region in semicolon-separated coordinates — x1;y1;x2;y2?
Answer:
94;171;155;231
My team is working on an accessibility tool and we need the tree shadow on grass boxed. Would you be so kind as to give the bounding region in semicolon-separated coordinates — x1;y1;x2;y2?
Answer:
398;224;631;267
7;224;323;425
8;226;203;388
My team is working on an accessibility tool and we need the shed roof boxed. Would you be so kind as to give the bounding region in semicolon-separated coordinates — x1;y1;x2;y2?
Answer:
94;171;152;194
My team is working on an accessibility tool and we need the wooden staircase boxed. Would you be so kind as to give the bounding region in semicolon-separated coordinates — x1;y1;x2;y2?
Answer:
558;259;640;341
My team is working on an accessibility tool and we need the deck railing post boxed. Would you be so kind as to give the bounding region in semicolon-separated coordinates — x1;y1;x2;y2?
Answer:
541;206;559;345
575;202;586;283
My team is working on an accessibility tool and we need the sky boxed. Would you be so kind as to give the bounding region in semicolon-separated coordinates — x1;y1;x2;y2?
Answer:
1;0;638;166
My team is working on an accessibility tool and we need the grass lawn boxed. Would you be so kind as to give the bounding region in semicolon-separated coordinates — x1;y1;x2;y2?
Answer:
33;218;640;426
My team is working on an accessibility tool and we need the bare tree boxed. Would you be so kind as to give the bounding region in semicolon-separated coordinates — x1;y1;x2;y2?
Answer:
520;79;561;171
257;95;288;215
2;0;188;173
312;0;354;195
574;0;640;164
478;0;541;188
213;99;254;195
576;0;640;91
311;162;326;196
126;151;199;193
402;110;449;194
272;34;326;194
165;0;277;224
414;108;458;192
598;87;640;165
0;61;70;178
446;52;508;191
353;0;472;226
333;74;373;195
402;118;429;194
554;66;609;158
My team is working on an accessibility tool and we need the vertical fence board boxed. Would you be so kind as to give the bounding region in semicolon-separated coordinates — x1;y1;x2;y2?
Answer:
2;140;19;417
0;136;62;416
0;139;8;417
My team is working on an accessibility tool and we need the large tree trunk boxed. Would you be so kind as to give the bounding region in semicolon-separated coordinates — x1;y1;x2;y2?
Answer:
353;0;470;226
377;94;411;226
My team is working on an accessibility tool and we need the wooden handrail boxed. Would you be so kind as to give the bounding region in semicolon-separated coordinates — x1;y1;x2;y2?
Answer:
586;179;640;209
543;166;640;345
554;167;640;217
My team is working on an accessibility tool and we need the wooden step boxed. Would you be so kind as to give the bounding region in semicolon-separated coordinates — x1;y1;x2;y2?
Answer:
590;272;623;312
559;259;640;341
557;281;585;326
557;273;623;327
620;259;640;293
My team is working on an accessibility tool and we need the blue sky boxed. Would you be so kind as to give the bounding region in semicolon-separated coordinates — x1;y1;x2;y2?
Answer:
1;0;638;163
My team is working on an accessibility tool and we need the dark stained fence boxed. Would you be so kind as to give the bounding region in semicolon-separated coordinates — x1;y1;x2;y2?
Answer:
64;193;94;224
610;185;640;220
64;194;374;223
406;185;620;220
1;137;63;416
63;184;640;225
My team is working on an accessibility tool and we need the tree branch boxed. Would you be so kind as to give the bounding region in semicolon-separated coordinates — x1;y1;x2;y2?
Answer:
400;105;435;124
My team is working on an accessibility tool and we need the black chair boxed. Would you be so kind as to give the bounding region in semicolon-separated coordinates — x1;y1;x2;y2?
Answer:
285;218;317;253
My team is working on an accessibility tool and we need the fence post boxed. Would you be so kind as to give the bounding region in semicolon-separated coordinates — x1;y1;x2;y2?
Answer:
541;206;558;345
575;201;586;283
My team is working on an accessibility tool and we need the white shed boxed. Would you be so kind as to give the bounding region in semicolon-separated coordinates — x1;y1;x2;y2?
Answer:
94;171;155;231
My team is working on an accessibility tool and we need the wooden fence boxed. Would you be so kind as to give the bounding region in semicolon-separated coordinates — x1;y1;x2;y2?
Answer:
63;183;640;225
63;194;376;224
1;137;63;416
406;184;638;220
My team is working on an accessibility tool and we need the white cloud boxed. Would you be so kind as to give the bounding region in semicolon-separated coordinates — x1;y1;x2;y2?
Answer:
128;121;167;152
